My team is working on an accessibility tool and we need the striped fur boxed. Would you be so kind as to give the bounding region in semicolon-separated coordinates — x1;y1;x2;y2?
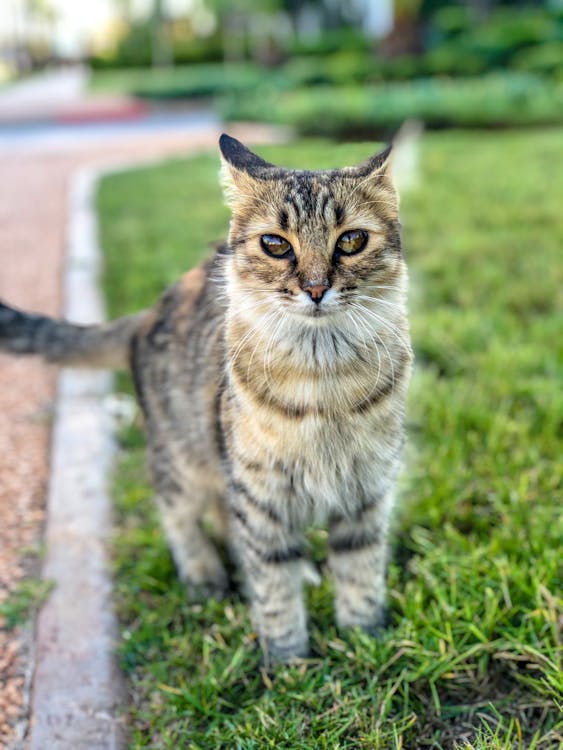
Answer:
0;135;412;663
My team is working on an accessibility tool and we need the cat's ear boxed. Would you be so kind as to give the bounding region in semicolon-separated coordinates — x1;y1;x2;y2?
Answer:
352;144;393;180
350;143;400;210
348;143;399;213
219;134;273;209
219;134;274;175
353;122;424;195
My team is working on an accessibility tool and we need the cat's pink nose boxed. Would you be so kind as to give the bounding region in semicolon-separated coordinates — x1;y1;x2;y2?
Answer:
304;284;329;303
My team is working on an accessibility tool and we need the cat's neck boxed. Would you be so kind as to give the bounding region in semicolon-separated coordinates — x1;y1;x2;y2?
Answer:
225;300;410;418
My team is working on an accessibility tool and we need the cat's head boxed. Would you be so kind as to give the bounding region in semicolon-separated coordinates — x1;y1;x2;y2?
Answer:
219;134;405;322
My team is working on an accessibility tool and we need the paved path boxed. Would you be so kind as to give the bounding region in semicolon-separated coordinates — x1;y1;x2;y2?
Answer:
0;65;217;146
0;67;88;123
0;68;282;750
0;65;146;132
0;107;218;151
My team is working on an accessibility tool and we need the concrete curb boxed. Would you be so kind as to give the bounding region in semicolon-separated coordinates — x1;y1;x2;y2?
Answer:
29;165;125;750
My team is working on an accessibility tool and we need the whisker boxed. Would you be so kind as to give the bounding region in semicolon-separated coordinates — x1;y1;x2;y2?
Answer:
350;301;411;353
347;309;383;397
359;285;405;293
245;310;280;385
357;305;395;388
263;311;288;391
229;309;278;368
355;294;406;313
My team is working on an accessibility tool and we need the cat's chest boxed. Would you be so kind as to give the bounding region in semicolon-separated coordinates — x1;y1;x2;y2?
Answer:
232;395;396;487
262;416;397;522
227;346;401;463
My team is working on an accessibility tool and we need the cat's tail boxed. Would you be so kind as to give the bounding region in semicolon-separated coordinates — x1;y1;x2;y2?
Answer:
0;300;146;369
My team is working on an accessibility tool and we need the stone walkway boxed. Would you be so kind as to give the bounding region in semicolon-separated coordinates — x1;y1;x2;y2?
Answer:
0;67;88;121
0;70;281;748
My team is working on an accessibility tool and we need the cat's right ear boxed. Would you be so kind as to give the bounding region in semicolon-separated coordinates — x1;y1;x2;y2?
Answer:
219;134;274;175
219;134;273;209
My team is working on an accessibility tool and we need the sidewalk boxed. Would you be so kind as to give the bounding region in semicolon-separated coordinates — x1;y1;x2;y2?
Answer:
0;68;282;750
0;67;87;115
0;66;145;126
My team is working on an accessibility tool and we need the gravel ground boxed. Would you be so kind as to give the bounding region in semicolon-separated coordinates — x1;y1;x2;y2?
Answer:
0;124;279;750
0;152;67;750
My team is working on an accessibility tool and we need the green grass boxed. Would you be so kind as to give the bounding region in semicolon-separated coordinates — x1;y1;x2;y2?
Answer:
0;578;54;629
97;130;562;749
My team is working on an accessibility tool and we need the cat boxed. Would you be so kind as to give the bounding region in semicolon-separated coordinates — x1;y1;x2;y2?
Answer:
0;134;413;663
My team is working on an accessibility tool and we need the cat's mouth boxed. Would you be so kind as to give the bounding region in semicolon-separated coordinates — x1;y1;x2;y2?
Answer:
292;304;333;321
287;288;339;319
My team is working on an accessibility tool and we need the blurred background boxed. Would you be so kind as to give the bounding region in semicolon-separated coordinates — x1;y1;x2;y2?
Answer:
0;0;562;138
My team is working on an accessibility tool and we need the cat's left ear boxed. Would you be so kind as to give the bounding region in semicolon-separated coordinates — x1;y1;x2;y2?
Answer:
349;144;400;211
352;144;393;181
219;133;274;208
356;122;424;196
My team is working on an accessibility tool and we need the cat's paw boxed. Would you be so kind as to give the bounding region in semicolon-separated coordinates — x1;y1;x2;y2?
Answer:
185;578;229;603
179;559;229;602
336;604;389;637
260;635;310;667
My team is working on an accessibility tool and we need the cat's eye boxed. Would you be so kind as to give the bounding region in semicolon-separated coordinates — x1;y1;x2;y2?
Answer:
260;234;293;258
335;229;368;256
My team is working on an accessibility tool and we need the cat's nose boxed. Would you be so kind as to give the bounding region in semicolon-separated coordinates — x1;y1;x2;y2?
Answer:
304;284;329;303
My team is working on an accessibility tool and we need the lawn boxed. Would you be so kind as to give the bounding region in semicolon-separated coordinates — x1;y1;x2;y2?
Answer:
97;130;562;749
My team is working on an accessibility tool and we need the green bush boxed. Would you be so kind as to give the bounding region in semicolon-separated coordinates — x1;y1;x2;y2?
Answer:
286;27;371;57
91;62;267;100
132;63;265;100
278;54;383;88
432;5;472;39
275;57;334;88
220;74;563;137
322;51;378;85
440;7;562;71
90;4;563;118
423;6;563;77
379;55;421;80
422;41;489;76
512;40;563;78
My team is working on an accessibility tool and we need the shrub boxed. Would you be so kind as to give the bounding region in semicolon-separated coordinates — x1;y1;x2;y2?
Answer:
286;27;371;57
512;40;563;79
220;74;563;137
431;5;472;39
422;41;489;76
102;62;266;100
446;8;561;70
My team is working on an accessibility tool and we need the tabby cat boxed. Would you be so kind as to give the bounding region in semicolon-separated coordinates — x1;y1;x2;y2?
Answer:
0;134;412;663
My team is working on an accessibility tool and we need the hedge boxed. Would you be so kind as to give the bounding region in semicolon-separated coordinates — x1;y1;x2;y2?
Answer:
219;74;563;137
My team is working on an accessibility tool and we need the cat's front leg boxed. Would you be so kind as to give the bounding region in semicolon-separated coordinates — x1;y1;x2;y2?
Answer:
228;481;309;664
328;491;393;634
